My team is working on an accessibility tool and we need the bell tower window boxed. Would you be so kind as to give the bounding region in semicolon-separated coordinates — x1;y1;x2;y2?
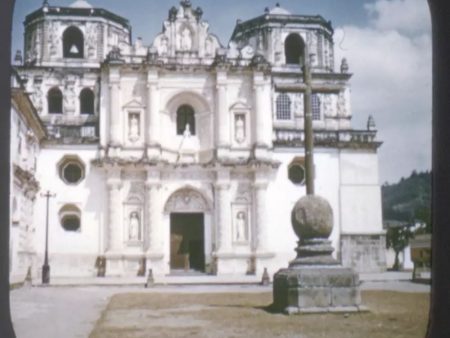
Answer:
63;26;84;59
80;88;94;115
285;33;305;65
176;105;196;136
48;87;63;114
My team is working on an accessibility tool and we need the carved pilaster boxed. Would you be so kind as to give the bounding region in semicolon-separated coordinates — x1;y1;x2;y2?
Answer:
109;72;121;147
106;174;122;252
216;79;229;148
215;183;232;253
146;70;160;150
253;182;269;253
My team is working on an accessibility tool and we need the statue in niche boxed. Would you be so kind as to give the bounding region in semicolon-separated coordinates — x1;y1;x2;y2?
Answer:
129;211;140;241
159;36;168;55
235;211;247;242
180;27;192;51
235;115;245;144
183;123;191;138
129;114;140;142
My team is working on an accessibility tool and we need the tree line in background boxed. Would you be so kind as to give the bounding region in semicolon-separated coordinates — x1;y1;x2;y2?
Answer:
382;170;431;270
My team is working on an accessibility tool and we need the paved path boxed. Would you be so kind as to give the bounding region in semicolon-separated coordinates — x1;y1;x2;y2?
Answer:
10;279;430;338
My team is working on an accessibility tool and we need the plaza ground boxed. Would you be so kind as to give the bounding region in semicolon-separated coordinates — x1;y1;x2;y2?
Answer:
11;273;430;338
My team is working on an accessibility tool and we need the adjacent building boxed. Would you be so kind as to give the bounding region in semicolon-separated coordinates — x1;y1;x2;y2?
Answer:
10;69;46;285
15;0;386;280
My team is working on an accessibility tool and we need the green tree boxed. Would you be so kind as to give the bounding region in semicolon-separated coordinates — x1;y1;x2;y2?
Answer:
386;225;414;271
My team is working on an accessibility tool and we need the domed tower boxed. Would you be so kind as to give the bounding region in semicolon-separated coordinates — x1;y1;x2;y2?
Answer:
23;0;131;67
230;3;334;71
17;0;132;142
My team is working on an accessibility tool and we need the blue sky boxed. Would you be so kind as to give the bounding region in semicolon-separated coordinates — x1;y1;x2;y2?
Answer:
11;0;432;184
12;0;372;49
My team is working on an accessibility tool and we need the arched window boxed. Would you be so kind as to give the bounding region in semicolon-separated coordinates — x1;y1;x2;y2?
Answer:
79;88;94;115
311;94;321;120
63;26;84;59
285;33;305;65
59;204;81;232
276;93;292;120
176;105;195;135
48;87;63;114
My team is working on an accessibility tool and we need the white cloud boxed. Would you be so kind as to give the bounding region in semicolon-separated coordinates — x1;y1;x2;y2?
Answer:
334;0;432;183
364;0;431;35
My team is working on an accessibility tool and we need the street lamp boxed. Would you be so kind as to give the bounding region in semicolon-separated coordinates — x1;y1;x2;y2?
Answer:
41;190;55;284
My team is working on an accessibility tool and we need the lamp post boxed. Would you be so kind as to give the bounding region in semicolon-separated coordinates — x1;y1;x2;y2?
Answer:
41;190;55;284
302;53;314;195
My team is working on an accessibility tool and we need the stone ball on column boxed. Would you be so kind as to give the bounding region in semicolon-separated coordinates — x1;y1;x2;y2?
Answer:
291;195;333;240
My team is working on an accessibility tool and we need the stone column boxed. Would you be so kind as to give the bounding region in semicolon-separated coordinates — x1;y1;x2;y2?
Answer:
109;68;121;147
254;182;269;253
253;72;272;151
145;182;161;253
253;83;265;146
215;182;232;254
106;174;122;252
146;70;160;154
216;81;228;147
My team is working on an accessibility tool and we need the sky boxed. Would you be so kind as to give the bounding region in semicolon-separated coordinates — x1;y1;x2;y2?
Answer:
11;0;432;184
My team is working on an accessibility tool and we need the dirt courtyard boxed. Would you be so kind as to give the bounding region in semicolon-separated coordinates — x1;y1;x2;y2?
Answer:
89;290;429;338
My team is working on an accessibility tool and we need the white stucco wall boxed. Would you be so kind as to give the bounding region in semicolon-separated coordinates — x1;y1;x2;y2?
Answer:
339;151;383;235
33;146;105;276
268;148;342;268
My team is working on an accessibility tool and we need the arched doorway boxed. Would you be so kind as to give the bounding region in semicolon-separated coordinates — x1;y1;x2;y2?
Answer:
164;188;211;273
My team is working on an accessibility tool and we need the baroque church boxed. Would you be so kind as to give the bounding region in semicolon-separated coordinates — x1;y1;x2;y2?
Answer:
12;0;386;282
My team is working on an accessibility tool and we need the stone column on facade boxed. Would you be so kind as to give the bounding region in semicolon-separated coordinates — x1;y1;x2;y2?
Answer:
216;71;229;155
215;172;232;254
254;181;269;253
109;68;121;150
253;72;272;156
144;182;161;254
106;170;122;252
146;69;160;158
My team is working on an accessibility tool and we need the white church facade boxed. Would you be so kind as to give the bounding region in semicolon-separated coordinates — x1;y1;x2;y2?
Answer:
15;0;386;281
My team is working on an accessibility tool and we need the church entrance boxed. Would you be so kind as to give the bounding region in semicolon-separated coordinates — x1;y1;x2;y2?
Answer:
170;213;205;272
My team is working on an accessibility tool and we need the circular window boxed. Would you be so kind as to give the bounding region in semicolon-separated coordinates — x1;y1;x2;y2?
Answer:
59;204;81;232
288;164;305;185
61;215;80;231
63;163;82;183
58;156;85;185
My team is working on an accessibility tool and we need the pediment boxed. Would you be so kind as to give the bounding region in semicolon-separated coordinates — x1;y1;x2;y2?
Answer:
122;99;144;110
229;100;251;111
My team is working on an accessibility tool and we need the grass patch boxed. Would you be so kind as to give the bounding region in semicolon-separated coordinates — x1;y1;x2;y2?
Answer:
89;291;429;338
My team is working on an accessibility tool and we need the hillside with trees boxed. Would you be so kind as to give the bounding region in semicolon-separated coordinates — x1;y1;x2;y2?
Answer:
382;170;431;233
382;171;431;270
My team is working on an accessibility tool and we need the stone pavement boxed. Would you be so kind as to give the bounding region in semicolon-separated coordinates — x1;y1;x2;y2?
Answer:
10;272;430;338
